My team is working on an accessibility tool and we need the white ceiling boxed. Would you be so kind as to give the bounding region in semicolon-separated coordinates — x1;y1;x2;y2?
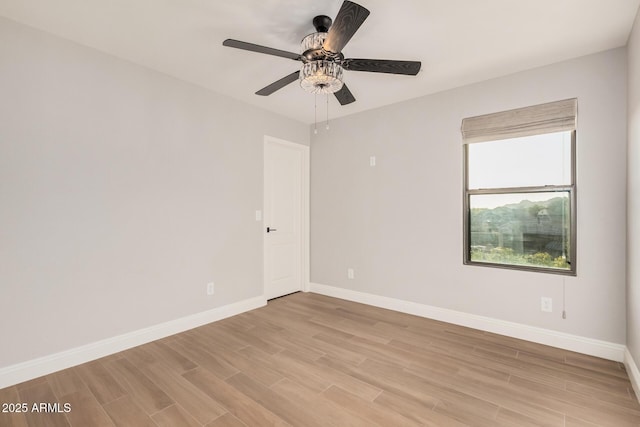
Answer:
1;0;638;124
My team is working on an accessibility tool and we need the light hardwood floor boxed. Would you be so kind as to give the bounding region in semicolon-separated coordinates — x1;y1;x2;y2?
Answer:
1;292;639;426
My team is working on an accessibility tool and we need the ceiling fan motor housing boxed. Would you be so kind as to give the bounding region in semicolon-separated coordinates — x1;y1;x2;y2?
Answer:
299;28;345;94
301;31;328;61
300;29;345;62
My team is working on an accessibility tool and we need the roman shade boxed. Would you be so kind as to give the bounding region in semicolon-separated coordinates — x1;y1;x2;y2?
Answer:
461;98;577;144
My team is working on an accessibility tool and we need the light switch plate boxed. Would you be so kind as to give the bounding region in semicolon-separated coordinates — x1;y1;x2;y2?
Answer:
347;268;355;279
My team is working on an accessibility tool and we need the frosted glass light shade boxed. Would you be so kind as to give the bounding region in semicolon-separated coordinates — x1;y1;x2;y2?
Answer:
301;32;327;53
299;32;344;94
300;60;344;94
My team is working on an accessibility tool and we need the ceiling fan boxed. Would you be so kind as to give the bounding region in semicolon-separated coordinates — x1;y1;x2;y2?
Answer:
222;0;421;106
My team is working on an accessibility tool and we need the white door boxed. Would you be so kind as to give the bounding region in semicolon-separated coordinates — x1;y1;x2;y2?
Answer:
263;137;308;300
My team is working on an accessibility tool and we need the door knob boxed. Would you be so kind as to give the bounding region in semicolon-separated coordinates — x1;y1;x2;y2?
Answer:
267;227;277;233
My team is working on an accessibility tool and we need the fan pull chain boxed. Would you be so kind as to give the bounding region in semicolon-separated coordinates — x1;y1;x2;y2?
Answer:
326;94;330;130
314;94;318;134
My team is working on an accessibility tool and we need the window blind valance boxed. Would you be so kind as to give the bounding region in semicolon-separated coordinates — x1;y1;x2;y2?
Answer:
461;98;577;144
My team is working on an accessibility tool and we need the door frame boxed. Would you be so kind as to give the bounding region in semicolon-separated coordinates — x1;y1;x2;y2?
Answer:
263;135;310;298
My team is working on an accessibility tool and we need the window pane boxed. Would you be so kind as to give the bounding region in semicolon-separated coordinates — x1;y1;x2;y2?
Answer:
469;192;571;270
468;131;571;189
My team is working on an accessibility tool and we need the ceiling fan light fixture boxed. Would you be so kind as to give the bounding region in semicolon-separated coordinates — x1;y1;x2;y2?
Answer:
301;32;327;59
300;60;344;94
223;1;420;105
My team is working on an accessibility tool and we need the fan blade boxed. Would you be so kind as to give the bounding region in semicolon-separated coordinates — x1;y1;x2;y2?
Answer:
256;71;300;96
334;84;356;105
323;1;370;55
223;39;301;61
342;59;421;75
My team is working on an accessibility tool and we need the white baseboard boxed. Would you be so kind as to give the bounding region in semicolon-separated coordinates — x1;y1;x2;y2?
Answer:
0;296;266;389
309;282;626;362
626;348;640;403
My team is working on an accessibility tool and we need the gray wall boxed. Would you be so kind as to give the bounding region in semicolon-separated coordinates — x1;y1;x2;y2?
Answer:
311;48;628;344
1;10;633;371
0;17;308;368
628;9;640;366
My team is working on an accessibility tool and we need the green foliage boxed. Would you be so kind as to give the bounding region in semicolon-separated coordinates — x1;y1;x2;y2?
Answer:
469;194;571;270
471;196;569;231
471;247;570;269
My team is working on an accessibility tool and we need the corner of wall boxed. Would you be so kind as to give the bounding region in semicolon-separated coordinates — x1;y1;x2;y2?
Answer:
626;347;640;403
627;4;640;384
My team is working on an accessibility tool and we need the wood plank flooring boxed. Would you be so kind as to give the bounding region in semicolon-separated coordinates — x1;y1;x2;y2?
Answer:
1;292;639;426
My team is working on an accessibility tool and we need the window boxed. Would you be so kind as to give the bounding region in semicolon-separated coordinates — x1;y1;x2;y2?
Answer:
462;99;577;275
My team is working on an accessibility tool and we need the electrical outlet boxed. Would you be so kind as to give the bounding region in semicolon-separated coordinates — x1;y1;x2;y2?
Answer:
369;156;376;167
347;268;355;279
541;297;552;312
207;282;215;295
